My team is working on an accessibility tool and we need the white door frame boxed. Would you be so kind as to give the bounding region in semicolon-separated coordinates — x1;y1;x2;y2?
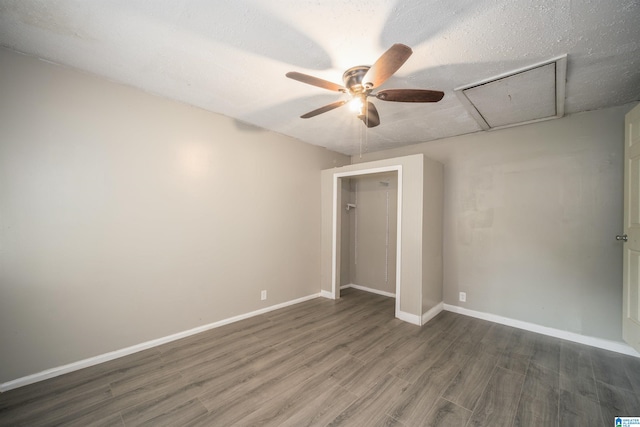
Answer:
331;165;403;317
623;104;640;353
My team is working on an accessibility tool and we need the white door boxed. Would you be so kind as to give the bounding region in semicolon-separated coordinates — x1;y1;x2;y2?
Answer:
622;103;640;353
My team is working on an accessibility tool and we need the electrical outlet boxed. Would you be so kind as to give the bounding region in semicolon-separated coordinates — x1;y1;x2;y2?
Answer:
459;292;466;302
261;290;267;301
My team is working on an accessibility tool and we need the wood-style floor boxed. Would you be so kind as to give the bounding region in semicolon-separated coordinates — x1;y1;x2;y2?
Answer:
1;288;639;426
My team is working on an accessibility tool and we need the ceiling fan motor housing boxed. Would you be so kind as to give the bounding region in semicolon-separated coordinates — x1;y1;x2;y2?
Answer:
343;66;371;94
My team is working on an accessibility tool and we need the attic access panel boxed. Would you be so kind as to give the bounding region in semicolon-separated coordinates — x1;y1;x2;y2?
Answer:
455;55;567;131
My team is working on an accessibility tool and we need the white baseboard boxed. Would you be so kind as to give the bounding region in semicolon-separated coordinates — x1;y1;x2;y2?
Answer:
422;302;444;325
10;294;634;393
443;304;640;358
319;290;334;299
341;283;396;298
397;310;422;326
0;293;321;392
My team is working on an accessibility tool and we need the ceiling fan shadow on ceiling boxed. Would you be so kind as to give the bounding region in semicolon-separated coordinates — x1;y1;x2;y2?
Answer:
286;44;444;128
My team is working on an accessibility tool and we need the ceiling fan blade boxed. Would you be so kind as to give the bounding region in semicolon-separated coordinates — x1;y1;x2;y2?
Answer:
300;100;348;118
358;102;380;128
362;43;413;89
286;72;346;92
375;89;445;103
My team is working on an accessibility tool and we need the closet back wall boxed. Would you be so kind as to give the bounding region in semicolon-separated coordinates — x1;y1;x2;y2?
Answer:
0;48;349;384
343;173;398;295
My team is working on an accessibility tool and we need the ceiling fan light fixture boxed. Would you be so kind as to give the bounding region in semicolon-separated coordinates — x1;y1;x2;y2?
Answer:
349;96;364;114
286;43;444;126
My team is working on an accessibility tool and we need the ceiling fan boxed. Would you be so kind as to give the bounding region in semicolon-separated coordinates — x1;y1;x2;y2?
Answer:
286;44;444;128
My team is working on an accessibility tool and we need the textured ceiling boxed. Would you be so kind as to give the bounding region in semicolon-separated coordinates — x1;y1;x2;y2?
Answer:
0;0;639;155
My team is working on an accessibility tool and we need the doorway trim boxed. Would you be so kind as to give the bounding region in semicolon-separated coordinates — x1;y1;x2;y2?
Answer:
331;165;403;318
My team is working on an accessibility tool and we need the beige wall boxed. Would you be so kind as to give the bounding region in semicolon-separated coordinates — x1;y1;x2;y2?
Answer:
0;48;349;384
422;158;444;315
354;104;636;342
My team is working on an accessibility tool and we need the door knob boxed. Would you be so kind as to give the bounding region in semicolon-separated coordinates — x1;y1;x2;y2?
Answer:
616;234;628;242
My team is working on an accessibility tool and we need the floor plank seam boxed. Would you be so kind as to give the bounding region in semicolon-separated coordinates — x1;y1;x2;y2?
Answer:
509;367;526;427
587;352;601;405
467;362;499;413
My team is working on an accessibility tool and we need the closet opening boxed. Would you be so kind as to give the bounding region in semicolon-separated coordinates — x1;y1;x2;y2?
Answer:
332;166;402;318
